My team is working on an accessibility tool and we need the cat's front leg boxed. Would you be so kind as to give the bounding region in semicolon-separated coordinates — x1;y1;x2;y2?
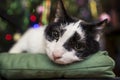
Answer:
9;30;29;53
9;41;27;53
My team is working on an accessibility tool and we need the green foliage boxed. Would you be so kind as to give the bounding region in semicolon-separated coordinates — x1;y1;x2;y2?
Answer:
64;0;78;16
0;17;7;31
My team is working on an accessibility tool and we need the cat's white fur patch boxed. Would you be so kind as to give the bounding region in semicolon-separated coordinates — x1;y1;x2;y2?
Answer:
58;20;84;46
9;26;47;54
55;50;83;64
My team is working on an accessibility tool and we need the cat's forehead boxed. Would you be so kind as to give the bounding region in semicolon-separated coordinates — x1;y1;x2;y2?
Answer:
55;20;85;45
63;20;82;29
61;20;85;38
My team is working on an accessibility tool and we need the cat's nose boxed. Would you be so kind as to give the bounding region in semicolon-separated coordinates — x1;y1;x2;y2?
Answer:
53;53;62;60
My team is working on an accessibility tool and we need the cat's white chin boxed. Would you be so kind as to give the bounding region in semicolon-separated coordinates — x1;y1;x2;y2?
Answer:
46;44;83;64
53;52;83;64
54;57;83;64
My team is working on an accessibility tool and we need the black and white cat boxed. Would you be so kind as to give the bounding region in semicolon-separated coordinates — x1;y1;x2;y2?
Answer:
9;0;107;64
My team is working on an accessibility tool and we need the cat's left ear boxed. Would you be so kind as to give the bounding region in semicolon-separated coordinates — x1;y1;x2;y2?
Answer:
81;19;108;30
54;0;71;22
94;19;108;41
94;19;108;30
81;19;108;41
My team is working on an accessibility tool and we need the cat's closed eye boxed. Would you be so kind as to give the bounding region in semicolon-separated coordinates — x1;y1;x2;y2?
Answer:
74;42;86;51
52;30;60;41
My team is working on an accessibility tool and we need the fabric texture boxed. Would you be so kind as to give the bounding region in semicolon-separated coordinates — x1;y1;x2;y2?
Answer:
0;51;115;79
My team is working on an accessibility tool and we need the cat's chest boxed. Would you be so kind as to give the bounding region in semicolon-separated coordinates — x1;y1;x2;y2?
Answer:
26;27;47;53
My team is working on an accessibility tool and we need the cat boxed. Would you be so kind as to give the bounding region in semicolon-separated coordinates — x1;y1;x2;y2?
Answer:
9;0;108;64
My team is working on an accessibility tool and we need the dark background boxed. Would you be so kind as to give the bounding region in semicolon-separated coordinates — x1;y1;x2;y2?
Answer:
0;0;120;77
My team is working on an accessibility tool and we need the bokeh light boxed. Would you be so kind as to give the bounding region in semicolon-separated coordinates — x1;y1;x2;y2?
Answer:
5;34;12;41
33;24;40;29
13;33;21;41
30;14;37;22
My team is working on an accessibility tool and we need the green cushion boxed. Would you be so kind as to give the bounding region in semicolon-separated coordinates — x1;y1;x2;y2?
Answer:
0;51;115;79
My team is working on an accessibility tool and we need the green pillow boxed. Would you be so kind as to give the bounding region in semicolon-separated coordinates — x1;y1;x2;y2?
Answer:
0;51;115;79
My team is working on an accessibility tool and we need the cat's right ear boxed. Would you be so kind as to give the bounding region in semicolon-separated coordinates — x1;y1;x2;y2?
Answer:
54;0;70;22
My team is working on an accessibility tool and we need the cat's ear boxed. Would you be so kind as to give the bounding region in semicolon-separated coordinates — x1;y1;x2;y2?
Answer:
81;19;108;30
93;19;108;30
81;19;108;41
94;19;108;41
54;0;71;22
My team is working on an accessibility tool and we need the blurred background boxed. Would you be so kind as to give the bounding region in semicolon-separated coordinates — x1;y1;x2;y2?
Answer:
0;0;120;77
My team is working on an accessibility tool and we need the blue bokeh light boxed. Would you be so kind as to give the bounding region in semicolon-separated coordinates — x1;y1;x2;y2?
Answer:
33;24;40;29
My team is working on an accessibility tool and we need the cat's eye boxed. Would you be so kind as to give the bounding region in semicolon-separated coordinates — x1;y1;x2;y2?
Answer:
52;31;59;40
74;43;86;51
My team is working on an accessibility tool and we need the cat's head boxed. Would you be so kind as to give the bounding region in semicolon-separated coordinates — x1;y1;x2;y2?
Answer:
45;0;107;64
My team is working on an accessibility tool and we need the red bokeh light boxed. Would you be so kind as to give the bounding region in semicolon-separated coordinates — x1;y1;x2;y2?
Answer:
5;34;12;41
30;15;37;22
